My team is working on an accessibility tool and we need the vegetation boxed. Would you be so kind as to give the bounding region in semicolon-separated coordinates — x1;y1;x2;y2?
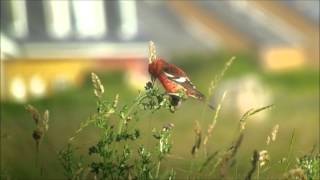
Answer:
57;72;177;180
1;49;319;179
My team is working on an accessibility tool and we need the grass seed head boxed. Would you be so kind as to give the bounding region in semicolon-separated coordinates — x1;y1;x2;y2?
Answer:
191;120;202;156
148;41;157;64
208;56;235;97
32;129;43;141
259;150;270;167
26;105;41;124
91;72;104;98
43;110;49;131
271;124;279;141
266;136;271;145
266;124;279;145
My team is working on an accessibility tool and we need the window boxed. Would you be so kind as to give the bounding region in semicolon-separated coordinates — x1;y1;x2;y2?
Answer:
118;0;138;40
72;0;107;38
10;0;28;38
44;0;72;38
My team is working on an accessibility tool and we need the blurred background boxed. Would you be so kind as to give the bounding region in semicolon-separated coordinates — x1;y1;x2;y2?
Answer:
0;0;319;179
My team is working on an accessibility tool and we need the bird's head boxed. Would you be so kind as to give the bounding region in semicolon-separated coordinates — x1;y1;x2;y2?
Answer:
147;41;168;83
148;58;166;83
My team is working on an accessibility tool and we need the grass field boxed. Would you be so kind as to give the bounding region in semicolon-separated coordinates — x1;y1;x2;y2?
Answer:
1;52;319;179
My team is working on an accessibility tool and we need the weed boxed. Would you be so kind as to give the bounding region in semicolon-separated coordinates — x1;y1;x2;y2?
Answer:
296;153;320;180
25;105;49;165
58;144;85;180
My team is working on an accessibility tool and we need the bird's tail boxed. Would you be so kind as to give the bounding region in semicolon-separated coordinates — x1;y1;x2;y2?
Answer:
189;90;215;110
189;89;205;101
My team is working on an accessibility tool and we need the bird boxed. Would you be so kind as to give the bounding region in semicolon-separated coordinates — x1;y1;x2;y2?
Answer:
148;58;205;106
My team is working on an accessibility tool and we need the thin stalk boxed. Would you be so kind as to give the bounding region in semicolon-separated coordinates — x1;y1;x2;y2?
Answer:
188;160;195;179
284;129;296;171
203;91;227;148
155;161;161;179
117;94;147;135
235;163;238;179
35;140;39;167
257;164;260;180
201;56;236;124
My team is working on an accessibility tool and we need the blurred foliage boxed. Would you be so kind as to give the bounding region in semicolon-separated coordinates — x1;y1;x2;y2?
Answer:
297;153;320;180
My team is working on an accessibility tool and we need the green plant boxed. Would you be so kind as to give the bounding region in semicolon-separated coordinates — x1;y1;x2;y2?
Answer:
296;154;320;180
57;42;180;180
58;144;85;180
20;42;318;180
58;71;178;180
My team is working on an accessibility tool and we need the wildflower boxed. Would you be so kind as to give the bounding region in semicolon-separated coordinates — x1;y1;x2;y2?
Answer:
162;123;175;131
259;150;270;167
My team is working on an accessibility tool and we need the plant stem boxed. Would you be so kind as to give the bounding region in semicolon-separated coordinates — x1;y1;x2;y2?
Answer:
188;158;195;179
155;161;161;179
35;140;39;167
257;165;260;180
117;94;146;135
284;129;296;171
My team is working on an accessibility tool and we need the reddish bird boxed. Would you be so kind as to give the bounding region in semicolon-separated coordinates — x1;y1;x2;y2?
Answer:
148;58;205;105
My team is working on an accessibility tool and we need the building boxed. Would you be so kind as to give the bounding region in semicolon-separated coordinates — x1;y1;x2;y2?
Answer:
1;0;318;102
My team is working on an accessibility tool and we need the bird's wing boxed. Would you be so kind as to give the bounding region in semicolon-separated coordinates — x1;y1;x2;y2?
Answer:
162;64;205;100
162;64;193;87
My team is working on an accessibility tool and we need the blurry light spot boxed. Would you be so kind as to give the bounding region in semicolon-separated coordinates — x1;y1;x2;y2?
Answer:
213;74;272;121
10;77;26;102
125;70;149;90
229;0;249;11
53;75;69;91
235;75;272;121
30;75;46;97
261;47;305;71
